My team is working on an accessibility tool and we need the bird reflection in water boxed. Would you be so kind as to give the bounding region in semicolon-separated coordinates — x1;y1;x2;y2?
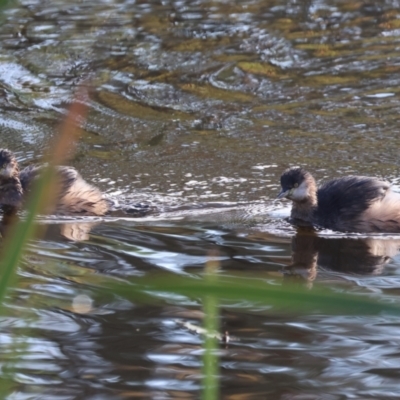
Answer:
284;227;400;286
38;219;100;241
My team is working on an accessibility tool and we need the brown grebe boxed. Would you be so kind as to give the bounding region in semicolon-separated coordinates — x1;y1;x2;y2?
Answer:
0;149;109;216
278;167;400;233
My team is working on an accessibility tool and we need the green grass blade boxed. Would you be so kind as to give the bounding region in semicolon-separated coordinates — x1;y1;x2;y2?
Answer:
202;257;220;400
105;273;400;316
202;295;219;400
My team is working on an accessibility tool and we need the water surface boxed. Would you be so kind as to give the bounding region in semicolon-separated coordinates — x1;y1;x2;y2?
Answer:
1;0;400;398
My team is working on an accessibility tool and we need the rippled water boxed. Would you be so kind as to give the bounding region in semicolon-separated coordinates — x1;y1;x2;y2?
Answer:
2;0;400;398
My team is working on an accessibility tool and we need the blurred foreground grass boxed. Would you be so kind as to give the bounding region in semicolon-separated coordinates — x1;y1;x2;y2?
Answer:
105;273;400;316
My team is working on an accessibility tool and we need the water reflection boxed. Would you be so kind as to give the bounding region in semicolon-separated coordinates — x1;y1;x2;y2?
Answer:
285;229;400;283
54;220;99;241
0;214;101;241
4;216;400;399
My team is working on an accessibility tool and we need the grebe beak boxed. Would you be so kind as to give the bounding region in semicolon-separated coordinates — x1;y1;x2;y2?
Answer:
277;188;290;199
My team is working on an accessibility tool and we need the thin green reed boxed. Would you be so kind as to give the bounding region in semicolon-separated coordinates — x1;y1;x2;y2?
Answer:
202;295;219;400
202;254;220;400
0;1;17;304
0;3;25;397
107;273;400;316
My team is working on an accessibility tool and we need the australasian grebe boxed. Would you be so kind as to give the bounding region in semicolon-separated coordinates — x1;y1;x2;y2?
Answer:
0;149;109;216
278;167;400;233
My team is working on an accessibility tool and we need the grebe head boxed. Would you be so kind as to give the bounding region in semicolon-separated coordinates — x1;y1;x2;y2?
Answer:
277;167;315;202
0;149;18;179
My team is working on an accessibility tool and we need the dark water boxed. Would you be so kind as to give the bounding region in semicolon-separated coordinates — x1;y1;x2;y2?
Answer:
2;0;400;398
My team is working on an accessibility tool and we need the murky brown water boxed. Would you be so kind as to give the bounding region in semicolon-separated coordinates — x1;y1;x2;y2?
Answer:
2;0;400;398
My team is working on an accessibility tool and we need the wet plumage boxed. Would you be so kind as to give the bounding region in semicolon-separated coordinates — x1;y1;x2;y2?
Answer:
0;149;109;216
278;167;400;233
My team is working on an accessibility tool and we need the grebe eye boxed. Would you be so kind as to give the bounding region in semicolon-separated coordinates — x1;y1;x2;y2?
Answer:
293;183;299;188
